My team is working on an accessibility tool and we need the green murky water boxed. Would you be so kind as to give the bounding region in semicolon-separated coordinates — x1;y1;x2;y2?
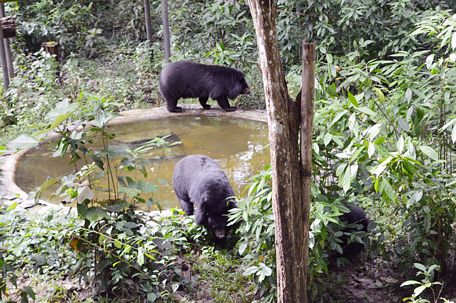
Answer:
15;116;270;210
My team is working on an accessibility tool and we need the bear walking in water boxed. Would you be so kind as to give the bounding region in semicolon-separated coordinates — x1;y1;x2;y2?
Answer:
172;155;236;239
159;61;250;113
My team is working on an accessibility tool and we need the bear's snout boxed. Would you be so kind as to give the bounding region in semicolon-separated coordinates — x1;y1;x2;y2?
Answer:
214;228;227;239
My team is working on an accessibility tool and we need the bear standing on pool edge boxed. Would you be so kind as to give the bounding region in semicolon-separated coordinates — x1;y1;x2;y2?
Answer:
159;61;250;113
172;155;236;240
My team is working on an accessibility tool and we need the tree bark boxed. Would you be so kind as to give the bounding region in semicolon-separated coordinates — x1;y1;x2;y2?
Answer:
161;0;171;62
247;1;307;302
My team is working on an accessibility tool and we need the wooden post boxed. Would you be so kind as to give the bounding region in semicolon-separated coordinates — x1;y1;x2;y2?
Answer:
0;4;14;78
247;1;307;302
143;0;153;43
0;13;9;90
161;0;171;61
300;42;316;301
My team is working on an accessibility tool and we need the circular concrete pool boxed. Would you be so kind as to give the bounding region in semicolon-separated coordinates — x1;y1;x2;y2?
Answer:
13;111;270;211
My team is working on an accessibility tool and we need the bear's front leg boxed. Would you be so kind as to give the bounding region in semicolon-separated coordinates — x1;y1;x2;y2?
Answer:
179;199;194;215
194;206;208;225
215;97;236;112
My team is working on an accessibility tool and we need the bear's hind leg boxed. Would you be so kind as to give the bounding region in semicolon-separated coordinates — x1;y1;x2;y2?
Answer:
199;97;211;109
162;92;183;112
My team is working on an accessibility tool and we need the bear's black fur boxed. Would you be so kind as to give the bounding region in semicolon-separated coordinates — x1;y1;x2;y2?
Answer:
172;155;236;239
338;204;369;258
159;61;250;113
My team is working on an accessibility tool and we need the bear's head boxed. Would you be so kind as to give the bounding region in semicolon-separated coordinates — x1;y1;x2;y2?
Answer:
228;70;250;99
206;199;237;240
207;214;229;239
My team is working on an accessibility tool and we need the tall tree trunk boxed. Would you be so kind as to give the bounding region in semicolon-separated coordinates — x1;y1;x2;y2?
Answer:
161;0;171;62
247;1;308;302
0;4;13;78
300;41;316;302
144;0;154;43
0;13;9;90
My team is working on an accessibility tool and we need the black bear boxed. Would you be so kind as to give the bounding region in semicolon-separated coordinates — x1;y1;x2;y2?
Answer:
338;203;369;258
172;155;236;239
159;61;250;113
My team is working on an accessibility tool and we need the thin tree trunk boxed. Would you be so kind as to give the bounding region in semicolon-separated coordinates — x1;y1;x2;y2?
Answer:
0;13;9;90
161;0;171;62
300;42;316;300
247;1;307;302
0;4;13;78
144;0;153;43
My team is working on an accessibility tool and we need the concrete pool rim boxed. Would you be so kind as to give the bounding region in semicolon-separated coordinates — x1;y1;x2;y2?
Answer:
1;105;267;211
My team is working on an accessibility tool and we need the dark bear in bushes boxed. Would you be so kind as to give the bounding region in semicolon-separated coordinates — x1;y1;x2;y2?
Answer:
159;61;251;113
338;203;369;258
172;155;236;240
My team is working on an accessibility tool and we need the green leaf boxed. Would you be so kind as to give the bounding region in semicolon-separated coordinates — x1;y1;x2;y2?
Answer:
39;178;58;192
341;166;351;193
357;107;376;117
414;263;427;272
368;142;375;158
419;146;438;161
259;263;272;276
138;181;159;193
347;91;359;107
452;125;456;143
373;87;385;102
368;124;382;141
323;133;332;146
119;186;141;198
380;179;395;202
114;240;122;249
425;54;435;69
397;136;405;154
452;32;456;50
413;285;427;297
48;112;72;131
239;242;248;255
400;280;421;287
330;110;348;127
85;207;110;223
243;266;259;276
137;248;145;266
147;293;157;302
